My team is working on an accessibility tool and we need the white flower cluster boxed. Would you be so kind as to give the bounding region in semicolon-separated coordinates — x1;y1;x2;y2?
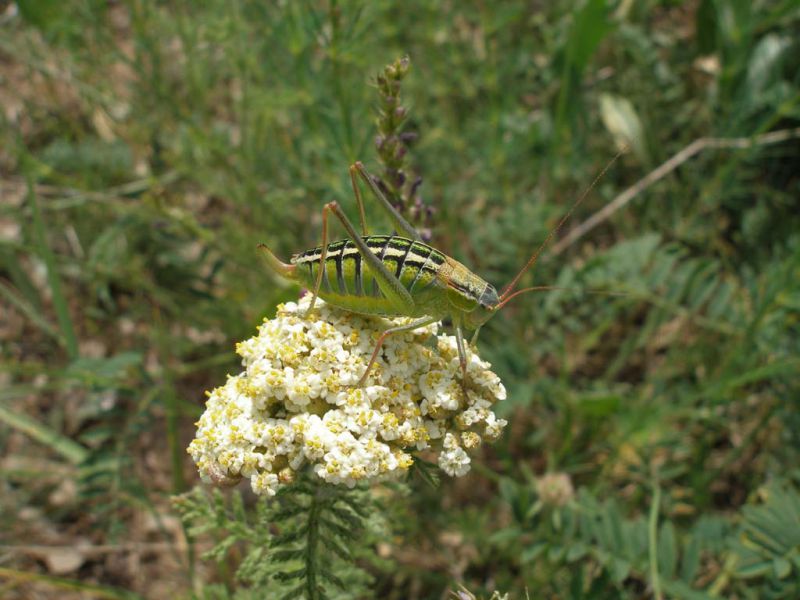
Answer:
188;298;507;496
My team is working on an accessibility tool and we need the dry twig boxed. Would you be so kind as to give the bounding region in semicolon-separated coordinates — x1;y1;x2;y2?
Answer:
550;127;800;256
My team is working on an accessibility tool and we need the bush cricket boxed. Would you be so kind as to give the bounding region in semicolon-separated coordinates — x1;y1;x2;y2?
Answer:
260;159;618;390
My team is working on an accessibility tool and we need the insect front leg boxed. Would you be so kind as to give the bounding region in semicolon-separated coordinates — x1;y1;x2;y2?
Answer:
454;324;471;402
469;326;482;347
305;202;335;316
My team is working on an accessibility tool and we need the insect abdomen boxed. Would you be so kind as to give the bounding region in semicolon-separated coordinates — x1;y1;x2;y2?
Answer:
292;235;447;315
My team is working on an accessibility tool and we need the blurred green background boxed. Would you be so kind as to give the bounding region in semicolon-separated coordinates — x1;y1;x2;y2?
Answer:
1;0;799;598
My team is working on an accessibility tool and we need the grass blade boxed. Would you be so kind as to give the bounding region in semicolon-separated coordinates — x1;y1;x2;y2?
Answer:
0;566;144;600
0;279;62;343
26;171;79;360
0;403;88;465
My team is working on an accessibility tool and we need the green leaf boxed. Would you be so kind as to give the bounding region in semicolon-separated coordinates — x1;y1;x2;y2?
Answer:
609;557;631;583
279;584;306;600
548;545;566;562
566;543;588;562
318;533;352;561
657;521;678;579
606;502;625;553
661;579;715;600
773;557;792;579
555;0;615;134
695;0;718;54
489;528;522;545
273;567;306;582
680;534;701;583
271;549;305;563
736;559;773;579
15;0;65;31
599;94;648;163
566;0;615;71
575;392;621;418
746;34;792;95
521;542;547;564
320;568;345;588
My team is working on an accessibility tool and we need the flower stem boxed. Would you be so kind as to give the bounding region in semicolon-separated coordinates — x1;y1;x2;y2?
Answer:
648;480;663;600
305;481;322;600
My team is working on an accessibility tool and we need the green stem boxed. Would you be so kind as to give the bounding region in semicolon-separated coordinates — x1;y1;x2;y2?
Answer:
648;480;663;600
153;314;186;494
305;482;322;600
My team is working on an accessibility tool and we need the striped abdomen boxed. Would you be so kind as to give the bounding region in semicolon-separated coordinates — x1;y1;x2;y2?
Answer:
291;235;450;317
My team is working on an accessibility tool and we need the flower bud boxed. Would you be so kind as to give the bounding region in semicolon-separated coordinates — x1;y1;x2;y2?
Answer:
536;473;575;507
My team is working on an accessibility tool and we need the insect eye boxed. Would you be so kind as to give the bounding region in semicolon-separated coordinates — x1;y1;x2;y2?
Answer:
479;285;499;309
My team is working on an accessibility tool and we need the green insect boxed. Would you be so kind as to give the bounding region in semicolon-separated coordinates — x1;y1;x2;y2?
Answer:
260;161;605;389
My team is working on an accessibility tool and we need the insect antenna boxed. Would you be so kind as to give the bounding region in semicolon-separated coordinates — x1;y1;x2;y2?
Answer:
496;285;627;311
499;151;625;302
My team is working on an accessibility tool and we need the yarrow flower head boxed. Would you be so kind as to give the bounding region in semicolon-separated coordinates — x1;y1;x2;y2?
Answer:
188;297;507;496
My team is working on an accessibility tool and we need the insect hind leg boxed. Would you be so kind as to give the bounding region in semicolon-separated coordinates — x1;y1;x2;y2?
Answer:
326;201;416;315
314;200;424;386
350;162;422;241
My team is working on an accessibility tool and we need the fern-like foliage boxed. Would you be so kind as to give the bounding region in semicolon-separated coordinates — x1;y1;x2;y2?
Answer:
728;481;800;599
494;481;720;598
562;492;722;599
492;476;800;598
174;472;379;599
